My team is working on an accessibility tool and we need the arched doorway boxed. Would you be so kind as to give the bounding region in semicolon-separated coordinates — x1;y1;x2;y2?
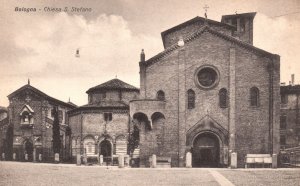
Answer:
192;132;220;167
24;140;33;161
99;140;112;164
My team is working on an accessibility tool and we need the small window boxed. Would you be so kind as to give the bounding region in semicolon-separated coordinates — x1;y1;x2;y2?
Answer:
240;18;245;32
280;115;287;130
232;18;237;31
281;94;288;104
250;87;259;107
22;111;30;124
157;90;165;101
104;113;112;122
187;89;195;109
280;135;286;145
219;88;228;108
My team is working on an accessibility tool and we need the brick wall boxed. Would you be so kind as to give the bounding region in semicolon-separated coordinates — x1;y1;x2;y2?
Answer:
141;29;280;167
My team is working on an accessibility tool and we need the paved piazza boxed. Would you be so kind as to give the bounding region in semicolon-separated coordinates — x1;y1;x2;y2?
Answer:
0;162;299;186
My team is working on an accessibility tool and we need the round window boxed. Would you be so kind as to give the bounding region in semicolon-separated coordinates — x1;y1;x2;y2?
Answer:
195;66;219;89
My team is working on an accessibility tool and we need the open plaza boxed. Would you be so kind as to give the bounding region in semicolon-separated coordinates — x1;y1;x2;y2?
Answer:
0;161;300;186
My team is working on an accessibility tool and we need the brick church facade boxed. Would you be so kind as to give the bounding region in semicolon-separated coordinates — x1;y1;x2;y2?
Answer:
130;12;280;167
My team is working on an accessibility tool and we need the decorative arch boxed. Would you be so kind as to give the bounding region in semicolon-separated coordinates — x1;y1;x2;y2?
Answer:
187;89;195;109
99;139;113;160
83;136;96;156
186;115;229;167
151;112;165;121
23;139;33;161
186;115;228;147
250;87;259;107
115;135;127;155
133;112;151;130
156;90;165;101
19;105;34;125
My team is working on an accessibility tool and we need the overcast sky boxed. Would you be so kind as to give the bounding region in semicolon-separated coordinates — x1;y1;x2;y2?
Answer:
0;0;300;107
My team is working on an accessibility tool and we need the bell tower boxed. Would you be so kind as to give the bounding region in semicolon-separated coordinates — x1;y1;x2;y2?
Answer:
221;12;256;45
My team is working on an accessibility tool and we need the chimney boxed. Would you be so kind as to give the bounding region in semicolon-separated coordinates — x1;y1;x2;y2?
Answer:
140;49;145;62
291;74;295;86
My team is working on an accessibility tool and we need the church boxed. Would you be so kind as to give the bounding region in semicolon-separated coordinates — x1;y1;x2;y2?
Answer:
1;12;280;168
130;12;280;167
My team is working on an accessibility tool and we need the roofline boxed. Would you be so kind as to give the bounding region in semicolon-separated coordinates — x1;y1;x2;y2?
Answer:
68;105;129;113
221;12;257;22
143;25;277;68
86;87;140;94
161;16;235;48
281;85;300;94
7;84;76;109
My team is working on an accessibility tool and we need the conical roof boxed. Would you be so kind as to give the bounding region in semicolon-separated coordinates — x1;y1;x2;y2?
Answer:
86;78;139;93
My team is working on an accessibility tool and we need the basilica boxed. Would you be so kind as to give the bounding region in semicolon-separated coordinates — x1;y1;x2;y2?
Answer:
0;12;280;168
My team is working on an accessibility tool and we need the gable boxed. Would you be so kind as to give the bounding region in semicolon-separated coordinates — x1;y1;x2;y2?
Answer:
161;17;235;48
19;104;35;115
143;26;276;68
8;84;76;109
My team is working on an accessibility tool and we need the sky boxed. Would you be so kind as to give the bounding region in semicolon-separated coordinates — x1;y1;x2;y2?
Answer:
0;0;300;107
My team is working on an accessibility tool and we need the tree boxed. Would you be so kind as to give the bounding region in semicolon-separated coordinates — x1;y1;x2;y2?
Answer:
128;124;139;155
5;124;13;160
52;107;61;154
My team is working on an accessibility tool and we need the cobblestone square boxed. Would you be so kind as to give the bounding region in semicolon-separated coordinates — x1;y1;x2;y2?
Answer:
0;162;300;186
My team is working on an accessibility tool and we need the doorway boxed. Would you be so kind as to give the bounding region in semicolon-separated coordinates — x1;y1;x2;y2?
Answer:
99;140;112;164
192;132;220;167
24;140;33;161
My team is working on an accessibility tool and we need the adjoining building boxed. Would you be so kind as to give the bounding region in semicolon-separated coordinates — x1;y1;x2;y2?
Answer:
280;82;300;149
6;81;76;162
0;106;8;158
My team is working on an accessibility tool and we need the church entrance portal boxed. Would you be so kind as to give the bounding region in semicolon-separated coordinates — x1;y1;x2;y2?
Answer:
99;140;112;164
192;132;220;167
24;140;33;161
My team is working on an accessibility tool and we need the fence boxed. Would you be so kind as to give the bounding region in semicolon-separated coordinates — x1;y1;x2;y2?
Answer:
280;146;300;167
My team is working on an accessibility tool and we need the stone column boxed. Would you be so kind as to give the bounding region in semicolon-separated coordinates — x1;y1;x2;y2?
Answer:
124;155;130;167
39;154;42;162
272;154;277;168
13;153;16;161
1;153;5;160
118;154;124;168
230;152;237;169
76;154;81;166
33;148;36;162
229;48;236;160
151;154;157;168
25;154;28;161
83;154;87;165
54;153;59;163
99;155;103;166
186;152;192;168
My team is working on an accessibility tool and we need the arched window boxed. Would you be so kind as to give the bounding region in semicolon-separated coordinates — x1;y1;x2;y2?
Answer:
83;137;95;156
250;87;259;107
219;88;228;108
157;90;165;101
22;111;30;123
187;89;195;109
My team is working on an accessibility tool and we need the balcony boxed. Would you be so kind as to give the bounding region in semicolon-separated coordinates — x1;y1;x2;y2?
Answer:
129;99;166;118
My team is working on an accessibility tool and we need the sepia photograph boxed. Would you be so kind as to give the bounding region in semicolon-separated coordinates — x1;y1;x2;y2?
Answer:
0;0;300;185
